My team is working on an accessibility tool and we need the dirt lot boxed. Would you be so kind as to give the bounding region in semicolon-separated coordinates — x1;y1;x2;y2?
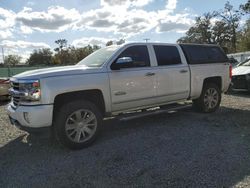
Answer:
0;93;250;188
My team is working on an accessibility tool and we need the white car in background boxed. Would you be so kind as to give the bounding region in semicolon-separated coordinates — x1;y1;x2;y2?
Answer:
232;58;250;92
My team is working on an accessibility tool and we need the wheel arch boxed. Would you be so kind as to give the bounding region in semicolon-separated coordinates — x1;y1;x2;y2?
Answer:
53;89;106;119
203;76;222;91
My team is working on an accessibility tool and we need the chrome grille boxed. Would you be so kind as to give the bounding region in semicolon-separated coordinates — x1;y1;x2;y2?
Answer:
232;75;247;89
12;82;19;90
13;96;21;107
10;81;21;108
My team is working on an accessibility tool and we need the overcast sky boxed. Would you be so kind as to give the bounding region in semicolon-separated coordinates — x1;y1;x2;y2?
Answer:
0;0;244;61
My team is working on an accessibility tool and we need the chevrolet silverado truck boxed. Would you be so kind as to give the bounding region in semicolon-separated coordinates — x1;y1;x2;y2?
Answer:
7;43;231;149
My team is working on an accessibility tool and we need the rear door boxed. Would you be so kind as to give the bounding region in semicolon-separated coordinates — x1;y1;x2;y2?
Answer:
150;44;190;103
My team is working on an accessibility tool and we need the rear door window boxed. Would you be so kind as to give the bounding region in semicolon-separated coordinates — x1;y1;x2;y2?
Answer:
153;45;182;66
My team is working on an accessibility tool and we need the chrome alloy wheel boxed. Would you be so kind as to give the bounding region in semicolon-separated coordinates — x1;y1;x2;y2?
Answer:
204;88;219;110
65;109;97;143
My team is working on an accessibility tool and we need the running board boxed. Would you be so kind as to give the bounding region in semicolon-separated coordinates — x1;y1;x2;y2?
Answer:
118;102;192;121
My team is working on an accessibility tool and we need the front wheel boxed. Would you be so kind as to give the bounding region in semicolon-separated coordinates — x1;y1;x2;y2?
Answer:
54;100;102;150
193;83;221;113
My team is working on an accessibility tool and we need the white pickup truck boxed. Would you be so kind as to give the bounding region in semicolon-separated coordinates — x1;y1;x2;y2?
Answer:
7;43;231;149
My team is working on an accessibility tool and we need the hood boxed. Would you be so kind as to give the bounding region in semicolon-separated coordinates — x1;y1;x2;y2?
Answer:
232;66;250;76
13;65;99;80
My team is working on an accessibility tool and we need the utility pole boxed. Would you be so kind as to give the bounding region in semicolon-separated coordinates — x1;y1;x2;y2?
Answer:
144;38;150;43
1;46;4;64
1;46;10;77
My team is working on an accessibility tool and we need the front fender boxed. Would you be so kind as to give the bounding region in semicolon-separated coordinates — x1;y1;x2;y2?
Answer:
40;73;111;113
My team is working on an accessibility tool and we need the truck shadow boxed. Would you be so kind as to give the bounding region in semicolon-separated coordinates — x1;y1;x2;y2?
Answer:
0;100;9;106
225;90;250;98
1;106;250;187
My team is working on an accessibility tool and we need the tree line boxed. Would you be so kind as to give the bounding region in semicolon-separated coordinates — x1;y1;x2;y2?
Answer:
1;39;125;67
177;1;250;53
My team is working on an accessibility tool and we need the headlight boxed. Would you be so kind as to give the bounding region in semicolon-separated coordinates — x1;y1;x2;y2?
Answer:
19;80;41;102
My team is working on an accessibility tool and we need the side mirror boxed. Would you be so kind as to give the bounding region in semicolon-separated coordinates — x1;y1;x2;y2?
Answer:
116;57;133;64
111;57;133;70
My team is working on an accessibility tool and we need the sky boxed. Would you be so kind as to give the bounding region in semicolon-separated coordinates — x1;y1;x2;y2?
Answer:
0;0;246;62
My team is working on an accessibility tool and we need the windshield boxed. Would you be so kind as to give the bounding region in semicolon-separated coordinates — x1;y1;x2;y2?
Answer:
241;59;250;66
77;46;120;67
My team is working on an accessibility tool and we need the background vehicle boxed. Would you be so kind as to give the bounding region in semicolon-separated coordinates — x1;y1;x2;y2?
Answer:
6;43;231;149
228;57;239;67
236;57;250;67
0;77;10;100
231;58;250;92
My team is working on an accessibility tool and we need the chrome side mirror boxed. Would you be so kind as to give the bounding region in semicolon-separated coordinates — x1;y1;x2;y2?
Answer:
111;57;133;70
116;57;133;64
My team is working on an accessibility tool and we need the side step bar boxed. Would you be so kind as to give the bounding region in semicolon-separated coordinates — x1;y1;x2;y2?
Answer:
118;102;192;121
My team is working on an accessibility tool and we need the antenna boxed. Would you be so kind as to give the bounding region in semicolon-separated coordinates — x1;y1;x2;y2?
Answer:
143;38;150;43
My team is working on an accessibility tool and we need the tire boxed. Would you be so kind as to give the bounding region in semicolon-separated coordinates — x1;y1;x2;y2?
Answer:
192;83;221;113
54;100;102;150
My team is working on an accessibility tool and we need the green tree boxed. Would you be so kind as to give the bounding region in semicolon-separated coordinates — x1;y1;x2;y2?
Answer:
116;39;125;45
237;19;250;51
177;13;213;44
71;45;101;63
26;48;53;66
211;21;231;47
54;39;68;52
106;39;125;46
215;1;241;52
4;55;22;66
178;2;241;53
54;48;76;65
106;41;113;46
53;39;101;65
237;1;250;52
240;0;250;14
54;39;72;65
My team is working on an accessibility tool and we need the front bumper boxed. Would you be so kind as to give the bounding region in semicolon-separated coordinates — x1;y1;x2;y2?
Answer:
6;103;53;130
231;75;250;91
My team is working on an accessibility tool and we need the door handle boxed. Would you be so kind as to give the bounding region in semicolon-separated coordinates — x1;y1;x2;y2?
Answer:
180;70;188;73
114;91;127;96
145;72;155;76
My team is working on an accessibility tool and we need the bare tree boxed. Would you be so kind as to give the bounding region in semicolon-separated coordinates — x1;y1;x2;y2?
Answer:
4;55;22;66
54;39;68;52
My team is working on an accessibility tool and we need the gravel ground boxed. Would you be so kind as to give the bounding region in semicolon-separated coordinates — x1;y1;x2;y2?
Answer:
0;93;250;188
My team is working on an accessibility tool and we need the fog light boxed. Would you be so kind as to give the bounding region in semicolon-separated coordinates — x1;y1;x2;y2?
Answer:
23;112;30;124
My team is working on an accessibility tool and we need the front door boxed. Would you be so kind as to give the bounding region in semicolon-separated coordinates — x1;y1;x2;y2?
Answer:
108;45;156;112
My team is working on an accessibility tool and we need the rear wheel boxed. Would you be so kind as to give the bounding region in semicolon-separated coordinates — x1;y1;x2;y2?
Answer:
193;83;221;113
54;100;102;150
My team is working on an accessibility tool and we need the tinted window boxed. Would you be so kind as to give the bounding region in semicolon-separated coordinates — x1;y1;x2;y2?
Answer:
153;45;182;66
206;47;228;62
187;46;208;64
180;44;228;64
114;45;150;68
